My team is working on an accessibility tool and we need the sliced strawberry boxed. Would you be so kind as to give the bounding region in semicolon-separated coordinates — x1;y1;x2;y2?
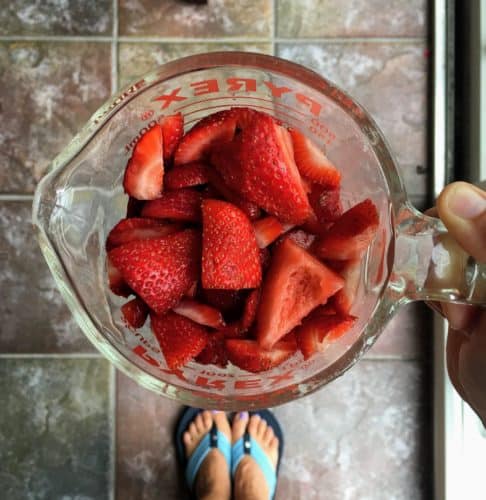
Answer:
159;113;184;162
164;162;209;190
283;229;316;250
211;113;312;224
108;230;200;315
225;339;296;373
202;199;261;290
123;124;164;200
121;297;149;329
329;259;362;314
241;288;261;331
313;199;379;260
256;239;344;350
290;129;341;188
220;322;247;339
107;255;131;297
308;184;343;225
309;303;337;317
173;298;225;329
206;168;261;220
259;247;271;273
185;280;198;298
106;217;181;251
141;189;202;222
195;331;228;368
174;110;237;165
295;313;357;360
151;311;208;369
253;216;285;248
126;197;145;218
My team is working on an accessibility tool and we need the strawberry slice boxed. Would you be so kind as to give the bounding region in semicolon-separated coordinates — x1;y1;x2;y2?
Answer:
164;161;209;190
289;129;341;188
108;230;200;315
206;168;261;220
241;288;261;331
151;311;208;369
313;199;379;260
195;331;228;367
106;217;181;251
309;185;343;224
173;298;225;329
283;229;316;250
174;110;237;165
211;113;312;224
295;313;357;360
123;124;164;200
202;289;244;318
253;216;285;248
202;199;261;290
256;239;344;350
107;255;131;297
159;113;184;163
329;259;362;314
141;188;202;222
185;280;198;298
259;247;271;272
126;197;145;218
225;339;296;373
219;322;247;339
121;297;149;329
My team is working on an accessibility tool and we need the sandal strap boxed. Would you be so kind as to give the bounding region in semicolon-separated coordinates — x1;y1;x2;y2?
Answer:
185;424;231;490
231;433;277;499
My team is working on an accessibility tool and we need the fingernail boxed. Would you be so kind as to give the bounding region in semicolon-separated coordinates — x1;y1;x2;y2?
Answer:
238;411;249;420
448;184;486;220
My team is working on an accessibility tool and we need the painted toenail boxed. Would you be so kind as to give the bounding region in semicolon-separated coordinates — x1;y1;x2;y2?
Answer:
239;411;249;420
211;410;219;414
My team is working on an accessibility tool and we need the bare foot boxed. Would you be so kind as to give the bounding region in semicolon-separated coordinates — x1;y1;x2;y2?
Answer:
183;410;232;500
232;412;279;500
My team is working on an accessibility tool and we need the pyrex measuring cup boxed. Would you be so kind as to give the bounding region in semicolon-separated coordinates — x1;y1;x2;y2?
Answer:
32;52;486;410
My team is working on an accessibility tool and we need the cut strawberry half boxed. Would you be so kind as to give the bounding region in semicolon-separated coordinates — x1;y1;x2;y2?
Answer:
290;129;341;188
185;280;198;298
202;289;244;319
121;297;149;329
241;288;261;331
282;229;316;250
164;161;209;190
151;312;208;369
329;259;362;314
295;313;357;360
107;255;131;297
174;110;237;165
259;247;271;272
159;113;184;163
219;322;247;339
211;113;312;224
253;216;286;248
225;339;296;373
106;217;181;251
123;124;164;200
173;298;225;329
313;199;379;260
308;184;343;225
202;199;262;290
195;331;228;368
256;239;344;350
206;168;261;220
141;188;202;222
108;230;200;315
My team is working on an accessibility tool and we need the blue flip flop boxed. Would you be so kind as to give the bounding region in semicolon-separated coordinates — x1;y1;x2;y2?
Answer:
175;407;232;494
231;410;284;500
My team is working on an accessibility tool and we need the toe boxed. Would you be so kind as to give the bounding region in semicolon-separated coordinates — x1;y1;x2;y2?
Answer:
257;417;267;438
194;413;205;433
212;411;231;439
270;436;279;451
188;422;197;436
247;414;261;436
201;410;213;431
183;431;192;446
263;426;274;445
232;411;250;444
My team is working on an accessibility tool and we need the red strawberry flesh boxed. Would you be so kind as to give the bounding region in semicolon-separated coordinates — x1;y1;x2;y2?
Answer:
253;216;285;248
164;161;209;190
256;239;344;350
159;113;184;163
123;124;164;200
121;297;149;329
141;189;202;222
173;298;225;329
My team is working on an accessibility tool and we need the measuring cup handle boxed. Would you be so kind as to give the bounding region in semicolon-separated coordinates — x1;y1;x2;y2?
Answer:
389;203;486;305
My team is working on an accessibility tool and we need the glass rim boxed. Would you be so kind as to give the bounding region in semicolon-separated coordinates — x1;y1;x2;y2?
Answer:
33;51;406;409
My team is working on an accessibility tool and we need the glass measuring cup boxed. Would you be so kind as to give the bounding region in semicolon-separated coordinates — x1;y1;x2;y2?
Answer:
32;52;486;410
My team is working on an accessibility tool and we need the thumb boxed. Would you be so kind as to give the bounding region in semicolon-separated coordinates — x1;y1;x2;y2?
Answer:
437;181;486;263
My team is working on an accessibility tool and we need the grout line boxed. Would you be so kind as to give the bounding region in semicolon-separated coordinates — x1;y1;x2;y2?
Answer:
0;194;34;201
0;35;427;44
111;0;119;94
0;353;103;359
271;0;276;56
109;364;117;500
364;355;424;362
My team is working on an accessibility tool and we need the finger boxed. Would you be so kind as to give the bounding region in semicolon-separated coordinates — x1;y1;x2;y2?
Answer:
437;182;486;262
442;303;478;331
424;206;438;218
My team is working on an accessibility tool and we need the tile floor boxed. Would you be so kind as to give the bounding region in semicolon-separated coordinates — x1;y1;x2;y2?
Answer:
0;1;432;499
